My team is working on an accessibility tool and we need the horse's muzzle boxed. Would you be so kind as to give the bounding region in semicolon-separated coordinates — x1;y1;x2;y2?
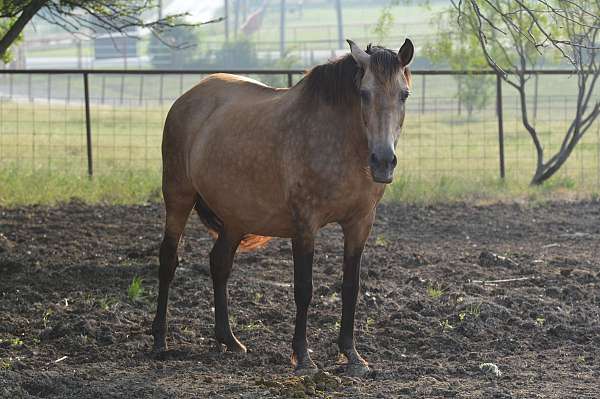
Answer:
369;150;397;184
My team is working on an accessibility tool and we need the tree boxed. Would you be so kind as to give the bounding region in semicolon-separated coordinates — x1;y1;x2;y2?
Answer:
424;8;498;117
0;1;222;63
148;22;199;69
452;0;600;185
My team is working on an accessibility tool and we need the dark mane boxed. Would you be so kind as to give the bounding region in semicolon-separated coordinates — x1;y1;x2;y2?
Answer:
300;54;361;106
300;45;411;106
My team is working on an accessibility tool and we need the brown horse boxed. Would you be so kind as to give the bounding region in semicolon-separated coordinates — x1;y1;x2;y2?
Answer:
152;39;414;375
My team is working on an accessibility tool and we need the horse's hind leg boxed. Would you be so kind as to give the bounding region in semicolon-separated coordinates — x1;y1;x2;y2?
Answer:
210;230;246;352
152;191;195;353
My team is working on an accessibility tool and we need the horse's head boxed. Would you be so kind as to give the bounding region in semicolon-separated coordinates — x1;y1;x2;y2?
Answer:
348;39;414;184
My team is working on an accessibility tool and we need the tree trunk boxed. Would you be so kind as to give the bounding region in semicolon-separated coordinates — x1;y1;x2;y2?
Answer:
0;0;47;59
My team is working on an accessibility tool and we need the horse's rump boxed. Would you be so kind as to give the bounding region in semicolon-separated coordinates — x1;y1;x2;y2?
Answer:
194;196;271;251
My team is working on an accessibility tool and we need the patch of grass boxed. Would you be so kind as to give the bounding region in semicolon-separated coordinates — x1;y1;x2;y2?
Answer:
42;308;53;328
439;319;453;332
459;303;482;321
241;320;264;332
0;168;161;206
253;292;264;304
0;359;12;370
426;282;445;300
364;317;376;333
374;234;389;247
10;338;23;347
535;316;545;327
127;276;144;302
385;174;599;205
98;296;118;311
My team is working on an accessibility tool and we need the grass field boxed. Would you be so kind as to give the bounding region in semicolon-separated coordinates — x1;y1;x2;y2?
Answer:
0;75;598;206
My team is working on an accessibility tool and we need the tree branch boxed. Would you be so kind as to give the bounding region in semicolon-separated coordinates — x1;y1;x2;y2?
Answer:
0;0;48;58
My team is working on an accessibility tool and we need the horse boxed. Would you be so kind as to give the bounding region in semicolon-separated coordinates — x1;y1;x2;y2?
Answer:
152;39;414;376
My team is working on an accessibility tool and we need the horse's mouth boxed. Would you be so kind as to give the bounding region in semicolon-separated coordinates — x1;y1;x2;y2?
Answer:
371;171;394;184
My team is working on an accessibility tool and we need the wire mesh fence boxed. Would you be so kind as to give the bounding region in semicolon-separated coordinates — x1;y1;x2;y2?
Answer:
0;69;598;189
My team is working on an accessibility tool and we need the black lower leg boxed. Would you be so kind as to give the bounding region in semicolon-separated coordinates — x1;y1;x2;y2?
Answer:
210;233;245;352
338;252;364;361
337;215;374;375
291;235;316;372
152;236;179;352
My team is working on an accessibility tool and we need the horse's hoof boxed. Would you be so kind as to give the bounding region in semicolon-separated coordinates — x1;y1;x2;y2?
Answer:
344;362;370;377
151;346;167;360
217;336;247;353
227;341;247;353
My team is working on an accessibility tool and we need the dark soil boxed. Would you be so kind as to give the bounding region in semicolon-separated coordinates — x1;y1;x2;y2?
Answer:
1;200;599;398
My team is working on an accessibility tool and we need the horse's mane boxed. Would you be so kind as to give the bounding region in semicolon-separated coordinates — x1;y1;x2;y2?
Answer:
300;45;411;106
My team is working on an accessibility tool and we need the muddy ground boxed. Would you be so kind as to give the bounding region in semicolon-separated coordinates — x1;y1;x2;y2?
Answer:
0;200;599;398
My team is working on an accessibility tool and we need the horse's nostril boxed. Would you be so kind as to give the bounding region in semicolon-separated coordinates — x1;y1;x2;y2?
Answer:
391;155;397;167
370;153;378;165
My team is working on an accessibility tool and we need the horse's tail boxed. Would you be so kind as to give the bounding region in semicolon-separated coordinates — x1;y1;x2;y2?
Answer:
193;196;272;252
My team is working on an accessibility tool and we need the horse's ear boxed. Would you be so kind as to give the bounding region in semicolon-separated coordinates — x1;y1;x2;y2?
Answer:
398;38;414;67
347;39;370;68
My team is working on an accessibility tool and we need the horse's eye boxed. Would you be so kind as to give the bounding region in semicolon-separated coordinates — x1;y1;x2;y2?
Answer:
360;90;371;103
400;91;410;102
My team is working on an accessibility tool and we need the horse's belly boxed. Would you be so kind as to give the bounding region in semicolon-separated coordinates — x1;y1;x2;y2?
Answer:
203;186;295;237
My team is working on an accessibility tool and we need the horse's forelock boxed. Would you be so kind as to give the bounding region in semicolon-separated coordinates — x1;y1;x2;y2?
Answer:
367;46;401;82
300;45;408;105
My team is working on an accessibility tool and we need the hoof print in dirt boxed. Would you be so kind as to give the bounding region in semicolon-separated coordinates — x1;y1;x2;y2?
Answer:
344;363;371;377
479;362;502;379
294;366;320;376
479;251;519;268
258;370;343;398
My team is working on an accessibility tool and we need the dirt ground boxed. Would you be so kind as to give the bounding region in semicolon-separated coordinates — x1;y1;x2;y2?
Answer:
1;200;599;398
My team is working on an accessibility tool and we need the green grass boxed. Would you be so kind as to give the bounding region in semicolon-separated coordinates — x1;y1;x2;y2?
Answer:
427;282;445;300
0;168;161;206
127;276;144;302
0;90;598;206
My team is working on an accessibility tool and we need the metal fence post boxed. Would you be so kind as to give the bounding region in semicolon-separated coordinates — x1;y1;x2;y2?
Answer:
287;72;293;88
83;72;93;177
496;73;505;179
420;75;426;114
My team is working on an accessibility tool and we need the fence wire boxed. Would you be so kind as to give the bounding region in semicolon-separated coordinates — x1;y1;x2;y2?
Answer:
0;70;598;189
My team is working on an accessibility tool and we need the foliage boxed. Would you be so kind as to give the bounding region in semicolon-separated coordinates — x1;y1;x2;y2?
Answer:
452;0;600;185
372;2;396;43
373;0;431;44
213;38;259;69
424;8;498;116
0;1;219;62
148;22;199;69
127;276;144;302
0;16;21;63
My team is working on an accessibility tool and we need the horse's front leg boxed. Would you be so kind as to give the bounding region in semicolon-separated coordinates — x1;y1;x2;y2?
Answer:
338;211;375;376
291;233;318;375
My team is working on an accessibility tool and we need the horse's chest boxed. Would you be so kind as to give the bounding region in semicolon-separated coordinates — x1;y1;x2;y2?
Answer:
289;174;383;226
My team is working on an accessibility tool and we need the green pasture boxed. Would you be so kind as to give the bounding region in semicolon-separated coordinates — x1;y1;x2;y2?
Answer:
0;85;598;206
